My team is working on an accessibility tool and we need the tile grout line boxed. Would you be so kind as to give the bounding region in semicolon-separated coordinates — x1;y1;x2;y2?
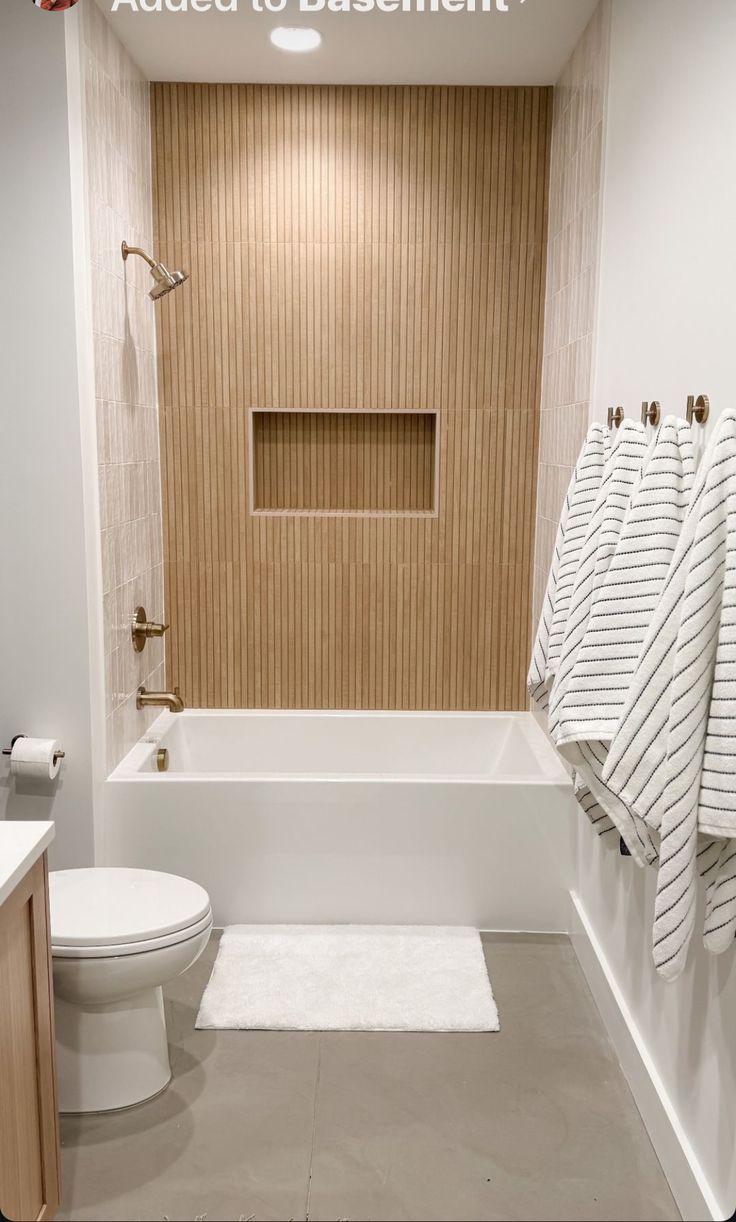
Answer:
304;1036;323;1222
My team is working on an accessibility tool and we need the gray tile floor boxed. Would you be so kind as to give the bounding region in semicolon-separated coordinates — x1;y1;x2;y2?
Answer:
58;933;680;1222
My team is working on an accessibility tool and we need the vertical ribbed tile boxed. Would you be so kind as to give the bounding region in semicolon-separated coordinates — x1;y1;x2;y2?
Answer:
532;2;611;633
82;2;165;772
153;84;552;711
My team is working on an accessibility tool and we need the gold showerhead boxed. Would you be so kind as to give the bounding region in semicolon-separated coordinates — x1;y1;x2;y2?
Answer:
121;242;189;301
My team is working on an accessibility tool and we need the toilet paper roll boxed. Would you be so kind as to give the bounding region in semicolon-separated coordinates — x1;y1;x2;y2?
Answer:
10;737;62;781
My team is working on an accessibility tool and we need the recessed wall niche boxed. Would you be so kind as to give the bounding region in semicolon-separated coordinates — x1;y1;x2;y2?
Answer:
251;410;439;516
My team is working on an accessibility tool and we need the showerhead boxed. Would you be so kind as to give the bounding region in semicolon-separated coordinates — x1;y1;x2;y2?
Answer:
148;263;189;301
121;242;189;302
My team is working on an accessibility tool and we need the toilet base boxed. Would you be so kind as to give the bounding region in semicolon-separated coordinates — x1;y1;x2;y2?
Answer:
55;985;172;1113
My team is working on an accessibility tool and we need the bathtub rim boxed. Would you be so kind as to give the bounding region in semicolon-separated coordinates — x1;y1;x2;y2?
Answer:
108;710;571;788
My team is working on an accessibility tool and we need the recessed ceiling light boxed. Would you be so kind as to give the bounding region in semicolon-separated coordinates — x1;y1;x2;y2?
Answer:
270;27;322;54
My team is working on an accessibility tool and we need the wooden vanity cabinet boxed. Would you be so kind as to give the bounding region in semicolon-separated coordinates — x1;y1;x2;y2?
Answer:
0;855;60;1221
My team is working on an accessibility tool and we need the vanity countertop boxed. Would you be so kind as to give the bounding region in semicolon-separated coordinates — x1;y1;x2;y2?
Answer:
0;821;55;907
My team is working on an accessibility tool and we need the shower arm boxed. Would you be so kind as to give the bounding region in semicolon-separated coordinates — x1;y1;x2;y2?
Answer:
121;241;158;270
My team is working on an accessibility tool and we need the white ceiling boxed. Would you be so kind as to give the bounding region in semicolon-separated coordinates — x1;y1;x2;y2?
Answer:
96;0;600;85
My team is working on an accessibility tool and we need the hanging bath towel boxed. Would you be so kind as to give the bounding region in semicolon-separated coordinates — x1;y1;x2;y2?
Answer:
528;424;609;713
547;419;649;852
547;420;649;743
552;419;696;864
704;839;736;956
602;407;736;979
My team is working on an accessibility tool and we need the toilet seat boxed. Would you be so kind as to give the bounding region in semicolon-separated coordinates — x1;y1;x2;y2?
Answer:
51;909;214;959
50;867;212;958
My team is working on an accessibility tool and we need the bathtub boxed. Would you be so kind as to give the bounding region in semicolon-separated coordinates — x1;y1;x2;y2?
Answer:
104;711;576;930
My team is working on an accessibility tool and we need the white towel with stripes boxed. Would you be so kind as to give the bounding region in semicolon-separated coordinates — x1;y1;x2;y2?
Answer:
528;424;609;713
602;407;736;978
705;840;736;955
547;420;649;743
552;419;696;864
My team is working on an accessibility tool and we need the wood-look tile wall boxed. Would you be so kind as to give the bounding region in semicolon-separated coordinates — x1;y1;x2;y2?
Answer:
152;84;551;710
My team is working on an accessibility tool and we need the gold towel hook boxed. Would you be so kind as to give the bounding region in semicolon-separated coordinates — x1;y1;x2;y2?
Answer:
607;406;625;429
641;401;661;427
686;394;710;426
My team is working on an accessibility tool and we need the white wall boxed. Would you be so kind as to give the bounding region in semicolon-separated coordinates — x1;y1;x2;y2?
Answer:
581;3;736;1217
593;0;736;428
0;2;103;869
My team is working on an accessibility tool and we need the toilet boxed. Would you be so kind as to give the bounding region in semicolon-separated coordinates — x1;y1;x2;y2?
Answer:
50;868;213;1114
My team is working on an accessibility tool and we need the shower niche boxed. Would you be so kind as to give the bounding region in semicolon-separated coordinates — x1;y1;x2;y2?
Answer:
250;409;439;517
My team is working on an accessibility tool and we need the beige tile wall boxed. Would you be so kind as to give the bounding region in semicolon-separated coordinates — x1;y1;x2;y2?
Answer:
82;1;165;773
153;84;551;712
532;1;611;631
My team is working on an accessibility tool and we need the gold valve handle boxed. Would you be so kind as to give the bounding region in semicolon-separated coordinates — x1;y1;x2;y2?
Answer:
144;622;169;639
132;607;169;653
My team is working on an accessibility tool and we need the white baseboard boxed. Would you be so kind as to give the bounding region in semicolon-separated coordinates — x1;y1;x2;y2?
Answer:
569;892;723;1222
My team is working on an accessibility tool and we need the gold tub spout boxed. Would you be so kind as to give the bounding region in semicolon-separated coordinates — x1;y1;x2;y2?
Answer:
136;686;185;714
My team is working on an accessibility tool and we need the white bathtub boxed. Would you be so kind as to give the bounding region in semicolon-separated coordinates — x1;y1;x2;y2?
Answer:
104;711;576;930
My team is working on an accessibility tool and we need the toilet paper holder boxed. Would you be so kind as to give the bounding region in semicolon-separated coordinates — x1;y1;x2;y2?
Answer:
2;734;66;765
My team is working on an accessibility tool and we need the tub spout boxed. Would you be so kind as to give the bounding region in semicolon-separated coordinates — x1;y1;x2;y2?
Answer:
137;686;185;714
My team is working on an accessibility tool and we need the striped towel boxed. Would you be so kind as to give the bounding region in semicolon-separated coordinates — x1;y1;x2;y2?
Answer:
547;420;649;743
553;419;696;864
528;424;609;713
705;840;736;955
602;407;736;978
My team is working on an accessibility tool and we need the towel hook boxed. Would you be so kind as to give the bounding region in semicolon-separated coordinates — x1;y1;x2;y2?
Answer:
607;406;625;429
641;400;661;427
686;394;710;426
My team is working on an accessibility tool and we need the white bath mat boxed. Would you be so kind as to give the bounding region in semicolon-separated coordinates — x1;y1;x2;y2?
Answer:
196;925;499;1032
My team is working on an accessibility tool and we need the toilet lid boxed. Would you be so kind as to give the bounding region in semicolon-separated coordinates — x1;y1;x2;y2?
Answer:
49;868;212;949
